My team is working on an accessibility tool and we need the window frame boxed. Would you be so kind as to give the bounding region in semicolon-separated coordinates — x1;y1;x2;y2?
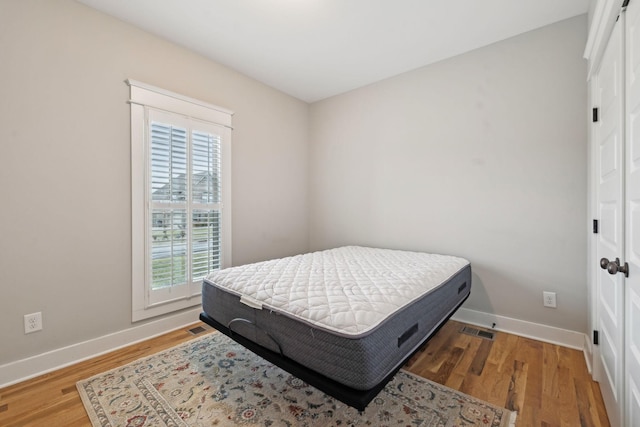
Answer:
128;80;232;322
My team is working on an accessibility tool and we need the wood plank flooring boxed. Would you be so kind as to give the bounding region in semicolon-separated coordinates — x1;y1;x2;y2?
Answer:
0;320;610;426
404;321;610;426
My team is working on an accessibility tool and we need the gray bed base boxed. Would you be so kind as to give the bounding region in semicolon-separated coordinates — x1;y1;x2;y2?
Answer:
200;264;471;410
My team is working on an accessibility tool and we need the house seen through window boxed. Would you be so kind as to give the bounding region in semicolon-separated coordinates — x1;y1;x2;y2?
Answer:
149;123;222;289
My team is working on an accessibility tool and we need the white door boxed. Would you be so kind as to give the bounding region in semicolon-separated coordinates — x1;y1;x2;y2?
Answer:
625;1;640;425
595;16;626;427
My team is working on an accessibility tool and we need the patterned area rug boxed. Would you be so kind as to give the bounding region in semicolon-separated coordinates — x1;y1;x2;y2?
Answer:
77;332;517;426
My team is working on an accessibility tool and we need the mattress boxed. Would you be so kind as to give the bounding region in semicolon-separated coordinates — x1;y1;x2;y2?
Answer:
202;246;471;393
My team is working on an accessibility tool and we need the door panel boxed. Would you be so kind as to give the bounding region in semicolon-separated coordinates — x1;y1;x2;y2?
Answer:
626;1;640;425
595;17;625;427
601;134;620;180
601;203;619;247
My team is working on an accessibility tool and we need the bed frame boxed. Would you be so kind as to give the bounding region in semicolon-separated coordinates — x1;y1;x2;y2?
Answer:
199;292;468;411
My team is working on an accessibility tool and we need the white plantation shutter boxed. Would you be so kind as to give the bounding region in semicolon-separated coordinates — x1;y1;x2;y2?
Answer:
191;130;222;279
150;121;188;290
129;80;232;321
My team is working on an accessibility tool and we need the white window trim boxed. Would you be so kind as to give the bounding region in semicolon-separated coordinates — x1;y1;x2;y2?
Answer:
128;79;232;322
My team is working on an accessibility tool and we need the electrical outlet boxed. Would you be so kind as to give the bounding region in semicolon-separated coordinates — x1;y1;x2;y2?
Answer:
543;291;557;308
24;312;43;334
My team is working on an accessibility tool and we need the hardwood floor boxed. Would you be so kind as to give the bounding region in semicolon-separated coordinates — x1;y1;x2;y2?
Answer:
0;320;609;426
0;324;215;427
404;321;610;426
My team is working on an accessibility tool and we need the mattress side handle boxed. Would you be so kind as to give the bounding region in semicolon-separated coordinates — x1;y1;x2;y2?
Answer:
228;318;283;356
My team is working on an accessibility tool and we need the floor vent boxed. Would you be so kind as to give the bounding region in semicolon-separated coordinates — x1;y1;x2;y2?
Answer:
460;325;495;341
188;325;207;335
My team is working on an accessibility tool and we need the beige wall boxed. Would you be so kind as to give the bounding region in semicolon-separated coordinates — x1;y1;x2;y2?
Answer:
309;16;588;332
0;0;309;364
0;0;589;371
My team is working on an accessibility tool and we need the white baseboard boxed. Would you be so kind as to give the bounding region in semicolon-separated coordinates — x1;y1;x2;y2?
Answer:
0;307;202;389
451;307;587;350
1;306;592;389
583;334;594;374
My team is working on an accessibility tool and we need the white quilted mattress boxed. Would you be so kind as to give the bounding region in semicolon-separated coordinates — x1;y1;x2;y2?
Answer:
203;246;470;337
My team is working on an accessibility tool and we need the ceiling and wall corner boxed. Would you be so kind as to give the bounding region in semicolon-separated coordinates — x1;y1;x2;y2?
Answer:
76;0;590;102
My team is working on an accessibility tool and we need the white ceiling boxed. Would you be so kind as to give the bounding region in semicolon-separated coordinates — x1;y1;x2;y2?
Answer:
77;0;590;102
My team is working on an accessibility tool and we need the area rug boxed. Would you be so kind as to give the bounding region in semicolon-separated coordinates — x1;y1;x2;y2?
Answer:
77;331;517;427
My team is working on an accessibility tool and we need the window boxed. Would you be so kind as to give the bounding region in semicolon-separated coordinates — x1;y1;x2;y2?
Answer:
128;80;232;321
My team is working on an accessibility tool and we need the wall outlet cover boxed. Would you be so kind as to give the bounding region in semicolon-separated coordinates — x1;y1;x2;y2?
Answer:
24;312;43;334
543;291;557;308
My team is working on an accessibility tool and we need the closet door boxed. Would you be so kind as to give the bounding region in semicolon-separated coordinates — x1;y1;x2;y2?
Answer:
625;1;640;424
594;16;625;427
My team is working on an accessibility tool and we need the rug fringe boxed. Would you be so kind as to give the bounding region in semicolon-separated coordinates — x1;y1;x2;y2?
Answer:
508;410;518;427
